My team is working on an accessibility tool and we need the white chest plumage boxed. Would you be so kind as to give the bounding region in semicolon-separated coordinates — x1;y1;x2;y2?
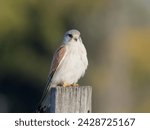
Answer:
51;40;88;85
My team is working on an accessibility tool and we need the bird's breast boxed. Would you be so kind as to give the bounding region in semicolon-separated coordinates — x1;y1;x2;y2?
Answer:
52;43;88;85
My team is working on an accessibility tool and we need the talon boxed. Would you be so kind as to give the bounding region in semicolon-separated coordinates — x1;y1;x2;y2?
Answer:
62;82;72;87
59;82;79;87
71;83;79;87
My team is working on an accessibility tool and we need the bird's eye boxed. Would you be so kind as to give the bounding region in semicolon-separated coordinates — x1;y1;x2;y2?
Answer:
68;34;73;38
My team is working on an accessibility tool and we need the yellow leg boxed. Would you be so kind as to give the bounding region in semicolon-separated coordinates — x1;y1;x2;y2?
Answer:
71;83;79;87
58;82;72;87
62;82;72;87
58;82;79;87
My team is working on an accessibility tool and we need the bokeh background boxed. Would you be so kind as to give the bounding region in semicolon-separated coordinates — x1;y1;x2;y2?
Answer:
0;0;150;112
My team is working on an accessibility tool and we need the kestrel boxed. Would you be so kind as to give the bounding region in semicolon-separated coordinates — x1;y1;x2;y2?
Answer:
37;29;88;112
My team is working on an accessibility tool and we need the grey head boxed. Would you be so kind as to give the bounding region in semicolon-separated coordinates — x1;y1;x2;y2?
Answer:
63;29;82;43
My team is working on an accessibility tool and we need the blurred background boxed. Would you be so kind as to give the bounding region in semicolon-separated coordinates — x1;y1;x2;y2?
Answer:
0;0;150;112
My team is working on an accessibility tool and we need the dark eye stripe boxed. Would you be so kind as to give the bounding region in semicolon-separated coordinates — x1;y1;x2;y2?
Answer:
68;34;73;38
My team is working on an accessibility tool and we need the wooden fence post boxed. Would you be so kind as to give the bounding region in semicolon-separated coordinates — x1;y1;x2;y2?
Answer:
44;86;92;113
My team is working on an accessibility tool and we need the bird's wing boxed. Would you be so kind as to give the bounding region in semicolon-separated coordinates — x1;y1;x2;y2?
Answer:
49;45;67;81
37;45;67;112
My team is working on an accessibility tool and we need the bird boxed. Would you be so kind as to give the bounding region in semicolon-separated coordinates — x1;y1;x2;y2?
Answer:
37;29;88;112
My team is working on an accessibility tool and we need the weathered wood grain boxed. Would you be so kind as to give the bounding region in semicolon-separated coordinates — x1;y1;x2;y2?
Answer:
46;86;92;113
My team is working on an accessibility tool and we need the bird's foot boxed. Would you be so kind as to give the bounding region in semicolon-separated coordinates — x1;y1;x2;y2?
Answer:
71;83;79;87
61;82;72;87
59;82;79;87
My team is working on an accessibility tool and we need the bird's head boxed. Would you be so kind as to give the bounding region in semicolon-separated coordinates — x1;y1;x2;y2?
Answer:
63;29;82;44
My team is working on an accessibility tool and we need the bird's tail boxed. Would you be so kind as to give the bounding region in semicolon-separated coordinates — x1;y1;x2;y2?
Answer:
36;72;54;113
36;86;51;112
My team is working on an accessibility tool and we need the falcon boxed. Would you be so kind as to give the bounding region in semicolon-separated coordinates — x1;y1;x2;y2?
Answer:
37;29;88;112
